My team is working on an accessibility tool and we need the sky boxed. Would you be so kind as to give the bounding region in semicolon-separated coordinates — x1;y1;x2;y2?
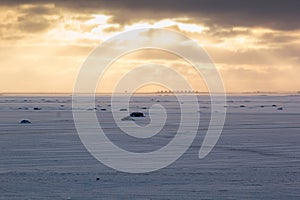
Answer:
0;0;300;93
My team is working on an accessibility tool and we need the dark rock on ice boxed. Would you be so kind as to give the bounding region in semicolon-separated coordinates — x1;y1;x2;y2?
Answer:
20;119;31;124
130;112;144;117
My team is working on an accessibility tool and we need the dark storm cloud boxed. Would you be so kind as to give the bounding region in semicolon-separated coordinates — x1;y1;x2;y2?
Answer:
1;0;300;30
22;4;58;15
207;45;300;66
13;4;59;34
17;15;52;32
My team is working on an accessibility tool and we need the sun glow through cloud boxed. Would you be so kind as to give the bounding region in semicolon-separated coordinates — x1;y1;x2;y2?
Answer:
0;2;299;93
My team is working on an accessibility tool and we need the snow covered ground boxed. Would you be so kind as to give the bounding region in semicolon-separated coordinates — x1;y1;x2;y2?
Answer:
0;94;299;199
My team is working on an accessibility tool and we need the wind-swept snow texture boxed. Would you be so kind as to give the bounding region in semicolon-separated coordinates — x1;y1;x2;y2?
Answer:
0;94;299;199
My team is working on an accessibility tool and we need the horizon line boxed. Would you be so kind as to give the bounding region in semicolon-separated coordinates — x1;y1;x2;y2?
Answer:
1;91;300;95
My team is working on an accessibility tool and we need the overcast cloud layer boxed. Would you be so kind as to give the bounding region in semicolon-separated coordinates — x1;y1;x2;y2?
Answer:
2;0;300;30
0;0;299;93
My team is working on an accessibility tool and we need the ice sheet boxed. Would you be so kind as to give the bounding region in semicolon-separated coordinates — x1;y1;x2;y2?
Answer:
0;94;299;199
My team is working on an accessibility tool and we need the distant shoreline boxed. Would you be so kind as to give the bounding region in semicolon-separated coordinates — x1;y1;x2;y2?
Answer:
1;91;299;96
